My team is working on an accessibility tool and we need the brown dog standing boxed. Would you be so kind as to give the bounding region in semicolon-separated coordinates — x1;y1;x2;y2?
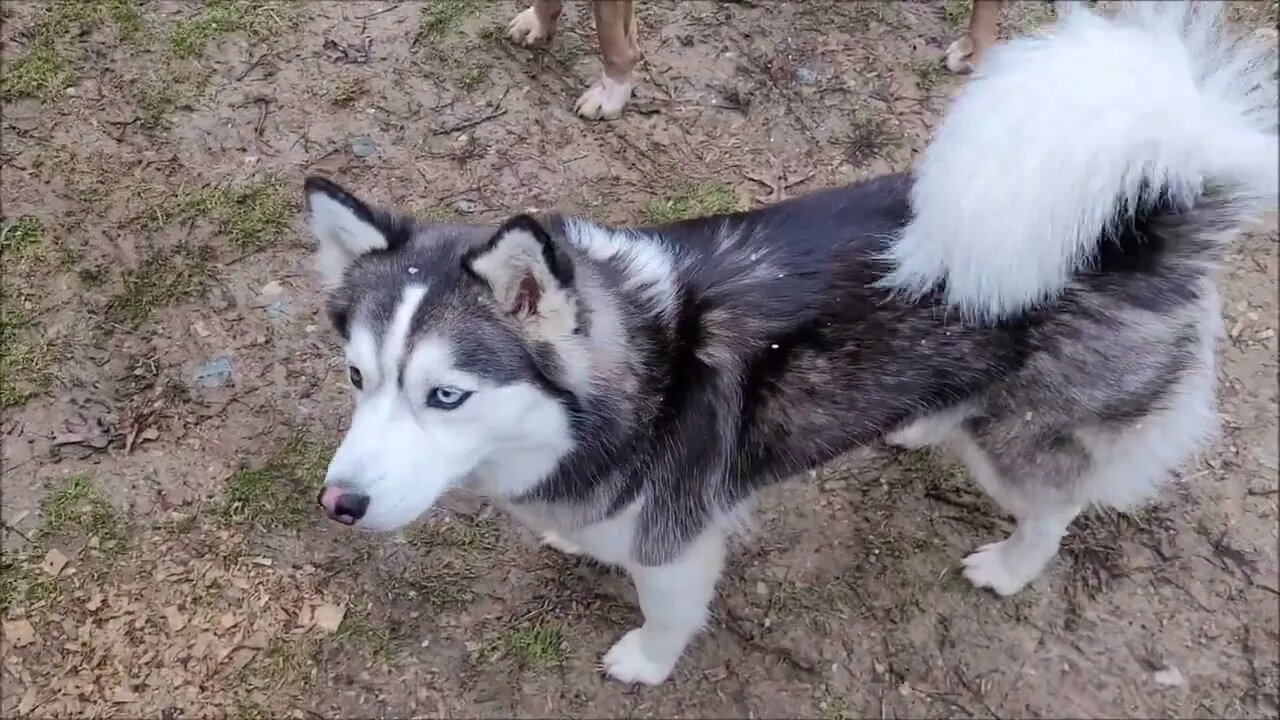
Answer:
508;1;1070;119
507;0;641;120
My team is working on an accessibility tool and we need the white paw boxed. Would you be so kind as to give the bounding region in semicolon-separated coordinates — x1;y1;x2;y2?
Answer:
540;531;581;556
575;75;633;121
944;37;976;75
601;629;675;685
507;7;552;46
962;541;1030;596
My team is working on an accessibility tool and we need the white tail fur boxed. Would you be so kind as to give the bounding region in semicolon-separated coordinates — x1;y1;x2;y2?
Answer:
881;1;1278;322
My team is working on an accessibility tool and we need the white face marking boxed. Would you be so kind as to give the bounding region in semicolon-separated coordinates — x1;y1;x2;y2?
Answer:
322;285;576;533
379;284;427;385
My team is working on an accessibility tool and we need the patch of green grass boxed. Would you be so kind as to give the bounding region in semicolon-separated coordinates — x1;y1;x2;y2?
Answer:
844;109;897;167
170;0;286;59
136;82;180;130
40;0;145;38
395;515;502;608
417;0;479;42
0;220;63;407
40;0;148;41
103;0;146;39
475;23;508;47
325;76;365;107
220;435;334;529
417;205;459;223
459;63;489;91
422;515;501;553
820;697;857;720
152;181;294;251
941;0;969;28
845;0;896;27
502;622;568;669
1;0;150;98
769;576;864;619
0;556;61;616
1;43;69;99
395;570;478;608
231;698;269;720
895;448;938;476
1;216;45;259
552;37;587;66
911;57;946;94
40;474;126;553
334;612;395;663
249;637;321;691
0;292;54;409
642;182;742;224
105;245;215;327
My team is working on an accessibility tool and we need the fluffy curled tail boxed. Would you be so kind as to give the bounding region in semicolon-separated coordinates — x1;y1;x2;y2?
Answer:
881;1;1278;323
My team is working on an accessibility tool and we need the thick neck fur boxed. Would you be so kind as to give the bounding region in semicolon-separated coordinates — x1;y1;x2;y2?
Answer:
509;217;677;513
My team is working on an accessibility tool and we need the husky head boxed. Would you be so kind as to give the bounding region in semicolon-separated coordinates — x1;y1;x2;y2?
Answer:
304;177;585;532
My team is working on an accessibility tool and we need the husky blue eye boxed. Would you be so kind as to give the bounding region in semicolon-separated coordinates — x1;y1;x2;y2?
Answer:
427;386;471;409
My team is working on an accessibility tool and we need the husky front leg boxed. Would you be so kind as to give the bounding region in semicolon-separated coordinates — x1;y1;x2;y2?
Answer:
602;527;727;685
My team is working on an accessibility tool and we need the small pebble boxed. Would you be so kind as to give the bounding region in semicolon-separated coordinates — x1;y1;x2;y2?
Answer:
193;356;233;388
454;199;479;214
794;67;818;86
351;135;377;157
1153;666;1185;688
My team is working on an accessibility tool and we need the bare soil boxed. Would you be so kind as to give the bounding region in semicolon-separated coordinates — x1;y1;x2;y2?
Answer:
2;1;1277;718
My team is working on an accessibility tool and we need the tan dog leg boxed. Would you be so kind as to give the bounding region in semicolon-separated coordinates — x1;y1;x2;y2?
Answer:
576;0;640;120
508;0;564;46
946;0;1002;74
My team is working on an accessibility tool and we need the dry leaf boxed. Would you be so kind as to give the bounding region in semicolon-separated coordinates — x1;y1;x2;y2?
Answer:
242;633;269;650
110;687;139;703
42;549;69;577
295;605;313;629
17;687;39;715
1153;666;1186;687
225;647;258;674
4;619;36;648
191;632;216;660
217;613;240;630
163;606;187;633
313;603;346;633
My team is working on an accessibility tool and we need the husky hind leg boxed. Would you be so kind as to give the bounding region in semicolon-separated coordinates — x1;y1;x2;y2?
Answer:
946;422;1089;595
949;306;1221;596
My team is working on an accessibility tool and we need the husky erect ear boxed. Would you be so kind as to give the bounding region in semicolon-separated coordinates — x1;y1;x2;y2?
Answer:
305;176;392;288
464;215;577;333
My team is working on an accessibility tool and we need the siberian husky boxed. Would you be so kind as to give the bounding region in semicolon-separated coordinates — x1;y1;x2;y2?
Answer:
308;2;1276;685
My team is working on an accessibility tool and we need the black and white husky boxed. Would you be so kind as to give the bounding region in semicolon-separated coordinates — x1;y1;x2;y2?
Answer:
307;2;1276;685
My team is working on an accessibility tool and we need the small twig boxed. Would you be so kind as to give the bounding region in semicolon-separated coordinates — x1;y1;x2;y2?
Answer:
430;88;512;136
235;52;270;81
222;245;271;267
253;97;272;137
431;107;507;137
354;5;397;20
1;519;35;545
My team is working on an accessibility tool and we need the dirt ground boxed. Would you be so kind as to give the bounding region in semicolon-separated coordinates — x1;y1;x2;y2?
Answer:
2;1;1278;717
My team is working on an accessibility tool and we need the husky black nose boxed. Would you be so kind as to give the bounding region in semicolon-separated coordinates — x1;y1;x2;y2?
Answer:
318;486;369;525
